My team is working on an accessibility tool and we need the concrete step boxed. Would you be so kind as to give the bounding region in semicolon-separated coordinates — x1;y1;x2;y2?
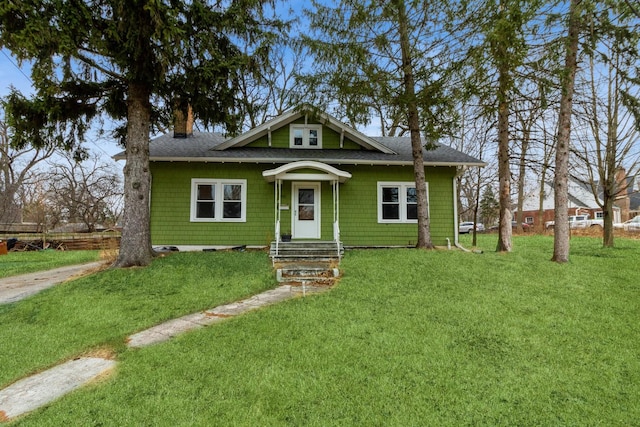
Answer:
275;261;341;284
269;241;344;262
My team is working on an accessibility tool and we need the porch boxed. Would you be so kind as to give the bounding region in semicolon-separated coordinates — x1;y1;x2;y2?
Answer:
263;161;350;265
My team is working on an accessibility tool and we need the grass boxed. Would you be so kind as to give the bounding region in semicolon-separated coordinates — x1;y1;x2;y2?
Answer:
0;250;102;278
0;250;275;387
2;236;639;425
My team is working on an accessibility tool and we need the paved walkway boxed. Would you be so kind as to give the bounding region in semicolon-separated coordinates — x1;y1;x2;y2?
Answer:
0;264;332;422
0;261;106;304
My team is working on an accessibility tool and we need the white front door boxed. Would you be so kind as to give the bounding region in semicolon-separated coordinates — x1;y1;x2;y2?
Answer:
292;182;321;239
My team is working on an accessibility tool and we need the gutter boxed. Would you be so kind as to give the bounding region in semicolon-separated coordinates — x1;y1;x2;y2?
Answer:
113;155;486;168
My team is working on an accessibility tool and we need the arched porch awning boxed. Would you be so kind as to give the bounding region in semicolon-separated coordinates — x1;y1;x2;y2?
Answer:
262;161;352;183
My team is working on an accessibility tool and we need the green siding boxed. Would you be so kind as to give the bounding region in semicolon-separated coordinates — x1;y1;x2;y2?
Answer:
150;163;276;246
150;162;457;247
335;165;457;246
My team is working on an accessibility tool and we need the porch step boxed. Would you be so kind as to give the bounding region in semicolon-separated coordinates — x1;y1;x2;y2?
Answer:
269;241;344;263
275;261;341;286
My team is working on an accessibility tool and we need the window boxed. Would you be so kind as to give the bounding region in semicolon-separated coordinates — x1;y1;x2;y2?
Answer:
595;211;604;219
289;125;322;148
525;216;534;224
191;179;246;222
377;182;428;223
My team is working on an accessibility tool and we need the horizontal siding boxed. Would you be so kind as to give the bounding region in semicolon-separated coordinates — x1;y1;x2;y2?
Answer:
150;162;457;247
336;165;456;246
150;163;275;246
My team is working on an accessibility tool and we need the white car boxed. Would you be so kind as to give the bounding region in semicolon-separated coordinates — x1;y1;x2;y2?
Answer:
459;222;484;234
614;216;640;231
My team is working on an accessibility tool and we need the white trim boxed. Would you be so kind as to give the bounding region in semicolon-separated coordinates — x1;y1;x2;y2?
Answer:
190;178;247;222
145;156;485;168
292;182;321;239
212;108;396;154
377;181;429;224
453;177;459;243
262;161;352;183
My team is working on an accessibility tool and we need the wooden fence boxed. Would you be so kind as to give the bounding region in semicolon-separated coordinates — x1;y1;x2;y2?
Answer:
0;232;121;251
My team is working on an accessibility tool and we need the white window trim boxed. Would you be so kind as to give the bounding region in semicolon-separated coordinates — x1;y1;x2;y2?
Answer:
289;124;322;149
190;178;247;222
377;181;429;224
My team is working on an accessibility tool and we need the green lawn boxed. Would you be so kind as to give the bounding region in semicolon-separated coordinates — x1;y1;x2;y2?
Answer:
0;250;102;278
2;236;639;426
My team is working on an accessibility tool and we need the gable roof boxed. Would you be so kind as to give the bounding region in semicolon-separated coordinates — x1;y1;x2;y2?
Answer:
113;108;486;167
521;179;607;211
214;109;396;154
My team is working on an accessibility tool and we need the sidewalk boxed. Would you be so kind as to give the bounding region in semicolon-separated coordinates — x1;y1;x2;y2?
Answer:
0;261;106;304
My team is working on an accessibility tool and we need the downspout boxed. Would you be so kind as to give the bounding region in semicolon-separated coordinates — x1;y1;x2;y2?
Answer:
453;167;464;246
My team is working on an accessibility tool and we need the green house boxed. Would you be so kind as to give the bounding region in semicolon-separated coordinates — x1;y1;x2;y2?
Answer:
139;109;483;251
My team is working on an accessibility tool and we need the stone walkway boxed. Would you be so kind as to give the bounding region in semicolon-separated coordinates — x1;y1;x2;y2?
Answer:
0;358;116;421
0;264;332;422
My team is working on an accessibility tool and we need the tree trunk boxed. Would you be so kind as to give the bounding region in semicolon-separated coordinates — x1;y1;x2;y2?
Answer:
516;125;530;233
472;144;483;247
538;165;548;233
552;0;581;263
602;189;615;247
113;83;155;268
496;68;512;252
396;0;433;249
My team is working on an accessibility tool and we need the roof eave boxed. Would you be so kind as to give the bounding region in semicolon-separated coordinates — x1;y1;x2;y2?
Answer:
148;156;485;167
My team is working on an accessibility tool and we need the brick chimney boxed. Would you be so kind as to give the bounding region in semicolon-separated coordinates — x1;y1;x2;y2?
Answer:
173;104;193;138
614;167;631;221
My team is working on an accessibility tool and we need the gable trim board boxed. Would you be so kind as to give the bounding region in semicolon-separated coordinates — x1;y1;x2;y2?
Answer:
214;109;396;154
118;109;484;249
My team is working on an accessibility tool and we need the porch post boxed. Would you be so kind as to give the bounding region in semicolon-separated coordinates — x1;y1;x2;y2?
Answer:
333;180;340;242
276;179;282;240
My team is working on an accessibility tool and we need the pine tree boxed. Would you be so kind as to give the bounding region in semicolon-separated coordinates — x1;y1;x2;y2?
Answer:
0;0;282;267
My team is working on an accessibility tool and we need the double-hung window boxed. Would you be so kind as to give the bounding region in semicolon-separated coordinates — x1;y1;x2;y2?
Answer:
191;179;247;222
377;182;428;223
290;124;322;148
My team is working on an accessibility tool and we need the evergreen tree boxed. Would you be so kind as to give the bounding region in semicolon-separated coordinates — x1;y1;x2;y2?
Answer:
479;187;500;228
0;0;282;267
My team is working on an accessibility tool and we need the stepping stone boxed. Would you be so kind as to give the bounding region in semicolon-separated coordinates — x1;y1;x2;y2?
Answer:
0;357;115;421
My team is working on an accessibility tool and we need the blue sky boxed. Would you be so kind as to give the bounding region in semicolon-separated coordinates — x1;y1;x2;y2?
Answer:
0;48;32;97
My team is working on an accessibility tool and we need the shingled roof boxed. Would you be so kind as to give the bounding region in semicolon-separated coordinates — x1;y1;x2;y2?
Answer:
114;131;485;167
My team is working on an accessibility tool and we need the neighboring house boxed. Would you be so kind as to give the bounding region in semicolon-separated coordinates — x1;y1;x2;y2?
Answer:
517;178;622;227
116;108;484;250
619;170;640;220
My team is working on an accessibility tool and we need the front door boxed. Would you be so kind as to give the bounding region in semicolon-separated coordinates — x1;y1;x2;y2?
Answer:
292;182;321;239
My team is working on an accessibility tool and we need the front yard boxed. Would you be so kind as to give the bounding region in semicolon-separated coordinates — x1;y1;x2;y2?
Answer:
1;236;638;425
